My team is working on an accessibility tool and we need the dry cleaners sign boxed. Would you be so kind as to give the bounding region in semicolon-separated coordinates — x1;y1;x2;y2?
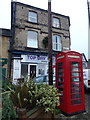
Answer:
21;55;48;63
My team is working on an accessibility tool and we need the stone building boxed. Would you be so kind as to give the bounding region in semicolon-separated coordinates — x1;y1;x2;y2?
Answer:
11;1;71;83
0;29;11;80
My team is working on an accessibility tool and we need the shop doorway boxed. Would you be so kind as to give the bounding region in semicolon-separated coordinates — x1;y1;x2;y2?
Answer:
29;64;37;79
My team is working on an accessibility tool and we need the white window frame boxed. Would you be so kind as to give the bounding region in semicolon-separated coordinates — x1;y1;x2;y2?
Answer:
28;11;37;23
53;17;60;28
53;35;62;51
27;31;38;48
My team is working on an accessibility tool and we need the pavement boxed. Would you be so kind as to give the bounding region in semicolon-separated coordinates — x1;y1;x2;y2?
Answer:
55;93;90;120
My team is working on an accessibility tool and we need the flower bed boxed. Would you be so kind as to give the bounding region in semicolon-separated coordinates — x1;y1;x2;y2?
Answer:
2;78;60;119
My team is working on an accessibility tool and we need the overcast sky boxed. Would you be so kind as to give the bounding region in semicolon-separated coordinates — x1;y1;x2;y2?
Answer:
0;0;88;59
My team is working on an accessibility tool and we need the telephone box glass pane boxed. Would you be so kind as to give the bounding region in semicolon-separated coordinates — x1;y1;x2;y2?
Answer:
58;82;64;87
72;72;79;77
58;72;64;77
58;87;63;91
71;88;81;93
58;63;63;66
71;94;81;99
71;82;81;87
58;77;64;82
71;78;80;82
71;99;82;105
71;67;79;71
71;62;79;67
58;68;63;72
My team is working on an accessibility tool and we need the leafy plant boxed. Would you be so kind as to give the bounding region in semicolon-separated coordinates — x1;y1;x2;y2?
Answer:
2;77;60;115
10;79;38;110
42;36;48;48
2;94;17;120
10;82;31;109
36;84;60;113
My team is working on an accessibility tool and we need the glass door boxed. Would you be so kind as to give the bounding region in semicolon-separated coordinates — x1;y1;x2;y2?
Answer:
70;62;82;105
28;64;37;79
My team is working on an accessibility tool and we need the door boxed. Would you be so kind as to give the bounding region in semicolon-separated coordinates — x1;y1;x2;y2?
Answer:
70;62;82;105
29;64;37;79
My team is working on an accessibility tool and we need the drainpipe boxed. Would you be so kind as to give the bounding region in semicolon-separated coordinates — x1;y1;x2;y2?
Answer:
8;1;16;79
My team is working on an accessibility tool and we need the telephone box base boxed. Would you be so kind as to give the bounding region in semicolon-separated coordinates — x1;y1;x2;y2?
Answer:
61;110;86;116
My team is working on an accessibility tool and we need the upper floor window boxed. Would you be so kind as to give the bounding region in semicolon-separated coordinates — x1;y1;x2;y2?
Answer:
28;11;37;23
27;31;38;48
53;35;62;51
53;17;60;28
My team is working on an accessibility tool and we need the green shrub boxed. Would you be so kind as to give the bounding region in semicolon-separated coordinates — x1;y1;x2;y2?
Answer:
10;80;37;110
2;94;17;120
2;78;60;116
36;84;60;113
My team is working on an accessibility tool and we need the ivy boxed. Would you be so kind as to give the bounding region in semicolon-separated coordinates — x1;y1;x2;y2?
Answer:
42;36;48;48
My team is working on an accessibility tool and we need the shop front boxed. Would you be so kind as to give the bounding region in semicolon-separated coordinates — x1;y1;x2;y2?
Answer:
21;54;48;78
13;54;55;84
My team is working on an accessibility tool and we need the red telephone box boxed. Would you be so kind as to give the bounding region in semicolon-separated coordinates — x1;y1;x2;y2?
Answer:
56;51;85;116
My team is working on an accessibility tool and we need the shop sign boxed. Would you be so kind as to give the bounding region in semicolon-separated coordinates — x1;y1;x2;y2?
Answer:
27;55;46;61
21;55;48;63
21;55;56;65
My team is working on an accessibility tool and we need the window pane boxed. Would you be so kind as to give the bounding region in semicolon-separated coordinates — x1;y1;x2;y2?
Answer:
71;78;80;82
71;62;79;67
71;88;81;93
58;77;64;82
57;36;61;43
27;31;38;48
28;31;37;40
58;44;62;51
71;99;82;105
53;44;56;50
58;73;64;77
71;94;81;99
27;39;37;48
28;12;37;23
53;36;56;43
71;67;79;71
71;82;81;87
53;18;60;28
21;64;28;78
72;72;79;77
53;35;62;51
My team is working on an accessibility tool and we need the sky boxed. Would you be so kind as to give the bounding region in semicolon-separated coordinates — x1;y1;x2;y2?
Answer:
0;0;88;59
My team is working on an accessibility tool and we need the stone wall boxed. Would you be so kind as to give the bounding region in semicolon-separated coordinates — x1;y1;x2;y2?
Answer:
13;2;71;51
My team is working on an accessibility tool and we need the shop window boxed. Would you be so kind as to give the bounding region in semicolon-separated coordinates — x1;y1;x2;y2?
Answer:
53;35;62;51
28;11;37;23
21;64;28;78
53;17;60;28
27;31;38;48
